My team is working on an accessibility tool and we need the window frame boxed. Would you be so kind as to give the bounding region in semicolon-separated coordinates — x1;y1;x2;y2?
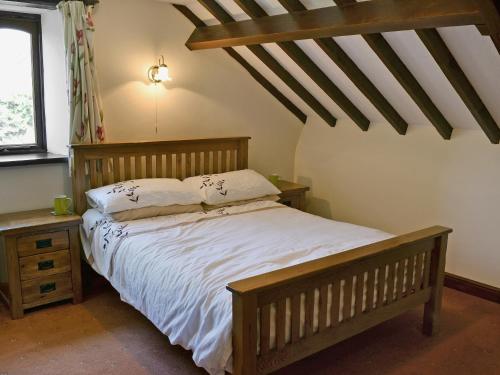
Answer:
0;11;46;155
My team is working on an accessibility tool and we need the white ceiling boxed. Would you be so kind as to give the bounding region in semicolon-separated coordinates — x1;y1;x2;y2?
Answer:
161;0;500;132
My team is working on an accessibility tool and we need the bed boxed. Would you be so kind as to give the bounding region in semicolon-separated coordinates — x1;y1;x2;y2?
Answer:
71;137;451;375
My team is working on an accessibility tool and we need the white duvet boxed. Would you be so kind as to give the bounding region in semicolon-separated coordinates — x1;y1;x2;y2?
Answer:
82;201;392;375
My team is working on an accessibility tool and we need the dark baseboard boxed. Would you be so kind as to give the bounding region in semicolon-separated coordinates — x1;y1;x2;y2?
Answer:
445;273;500;304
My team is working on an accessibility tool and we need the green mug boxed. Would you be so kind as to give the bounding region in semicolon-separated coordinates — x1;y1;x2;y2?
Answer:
54;195;72;215
268;174;280;186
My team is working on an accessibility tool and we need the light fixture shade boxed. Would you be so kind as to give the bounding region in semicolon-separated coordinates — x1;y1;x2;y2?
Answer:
148;55;172;83
156;65;171;81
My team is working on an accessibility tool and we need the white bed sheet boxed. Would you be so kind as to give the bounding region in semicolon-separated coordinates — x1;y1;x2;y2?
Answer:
82;201;392;375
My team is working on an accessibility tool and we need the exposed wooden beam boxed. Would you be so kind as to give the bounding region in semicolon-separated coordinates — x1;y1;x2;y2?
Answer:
276;0;407;135
417;29;500;144
173;4;307;124
333;0;453;140
234;0;369;131
196;0;337;127
476;24;490;36
185;0;482;50
477;0;500;54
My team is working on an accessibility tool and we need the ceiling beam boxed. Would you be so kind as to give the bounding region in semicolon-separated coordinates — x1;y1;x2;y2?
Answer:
334;0;453;140
477;0;500;54
417;29;500;144
233;0;369;131
173;4;307;124
196;0;338;127
185;0;483;50
276;0;407;135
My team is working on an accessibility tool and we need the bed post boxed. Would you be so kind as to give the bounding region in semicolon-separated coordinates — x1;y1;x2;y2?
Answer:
232;292;258;375
422;233;448;336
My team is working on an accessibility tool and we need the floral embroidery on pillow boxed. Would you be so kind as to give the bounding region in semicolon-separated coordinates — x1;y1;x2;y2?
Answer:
106;181;140;203
199;175;228;196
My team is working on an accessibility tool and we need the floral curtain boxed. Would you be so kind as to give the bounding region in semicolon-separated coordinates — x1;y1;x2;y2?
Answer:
58;1;105;144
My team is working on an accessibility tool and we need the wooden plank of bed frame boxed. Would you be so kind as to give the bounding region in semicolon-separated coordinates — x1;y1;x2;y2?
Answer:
291;294;300;343
396;259;405;300
318;285;328;332
260;304;271;354
342;277;353;322
276;298;286;350
365;269;375;312
376;265;386;308
124;156;132;180
414;252;423;290
305;289;315;337
355;272;364;316
331;280;341;328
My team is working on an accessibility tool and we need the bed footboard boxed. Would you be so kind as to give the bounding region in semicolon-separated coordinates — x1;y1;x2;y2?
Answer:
227;226;451;375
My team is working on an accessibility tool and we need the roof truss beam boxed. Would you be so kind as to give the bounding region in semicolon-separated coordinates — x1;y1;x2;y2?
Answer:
276;0;407;135
196;0;338;127
233;0;370;131
417;29;500;143
477;0;500;54
186;0;483;50
174;4;307;124
334;0;453;140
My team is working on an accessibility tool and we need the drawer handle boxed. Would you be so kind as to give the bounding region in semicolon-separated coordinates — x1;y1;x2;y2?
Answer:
40;282;56;294
38;260;54;271
36;238;52;249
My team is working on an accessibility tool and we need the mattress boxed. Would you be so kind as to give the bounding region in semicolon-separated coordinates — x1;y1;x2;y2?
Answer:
81;201;393;375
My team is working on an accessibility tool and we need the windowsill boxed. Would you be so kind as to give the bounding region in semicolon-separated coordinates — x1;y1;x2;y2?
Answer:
0;152;67;167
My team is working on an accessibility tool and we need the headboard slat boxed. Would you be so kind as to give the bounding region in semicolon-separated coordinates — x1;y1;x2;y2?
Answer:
71;137;250;215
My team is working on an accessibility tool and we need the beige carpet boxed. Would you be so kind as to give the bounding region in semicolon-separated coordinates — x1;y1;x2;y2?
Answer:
1;285;499;375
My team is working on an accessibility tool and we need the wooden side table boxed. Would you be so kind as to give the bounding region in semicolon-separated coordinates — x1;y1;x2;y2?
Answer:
0;209;82;319
277;180;310;211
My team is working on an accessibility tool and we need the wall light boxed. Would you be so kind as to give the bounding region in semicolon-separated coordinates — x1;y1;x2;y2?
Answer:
148;55;171;83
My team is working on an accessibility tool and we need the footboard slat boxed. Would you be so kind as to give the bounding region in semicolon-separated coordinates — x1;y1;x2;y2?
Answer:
318;285;328;332
331;281;341;328
275;299;286;350
396;259;406;300
365;269;375;312
376;265;386;308
355;272;364;316
305;289;315;337
228;226;452;375
260;305;270;355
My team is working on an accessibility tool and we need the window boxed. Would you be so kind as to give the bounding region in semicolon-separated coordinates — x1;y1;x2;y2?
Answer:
0;11;46;154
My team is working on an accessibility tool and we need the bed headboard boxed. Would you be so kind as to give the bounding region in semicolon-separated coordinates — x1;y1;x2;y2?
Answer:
70;137;250;215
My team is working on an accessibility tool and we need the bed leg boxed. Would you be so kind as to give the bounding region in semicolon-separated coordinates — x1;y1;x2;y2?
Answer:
232;293;258;375
423;235;448;336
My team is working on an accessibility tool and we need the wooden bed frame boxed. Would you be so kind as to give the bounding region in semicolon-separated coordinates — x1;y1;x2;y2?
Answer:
70;137;452;375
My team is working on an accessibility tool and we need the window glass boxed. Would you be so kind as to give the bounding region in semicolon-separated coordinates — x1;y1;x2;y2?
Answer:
0;28;36;147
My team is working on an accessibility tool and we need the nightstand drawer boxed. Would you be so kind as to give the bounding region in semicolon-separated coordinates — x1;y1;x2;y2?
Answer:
21;272;73;306
19;250;71;281
17;230;69;257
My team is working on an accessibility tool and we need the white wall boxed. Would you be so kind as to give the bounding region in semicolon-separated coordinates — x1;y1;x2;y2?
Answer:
295;116;500;287
93;0;301;177
0;0;302;215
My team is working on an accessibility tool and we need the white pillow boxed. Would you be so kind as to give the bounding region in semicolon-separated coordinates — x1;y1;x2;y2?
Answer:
183;169;281;205
86;178;201;214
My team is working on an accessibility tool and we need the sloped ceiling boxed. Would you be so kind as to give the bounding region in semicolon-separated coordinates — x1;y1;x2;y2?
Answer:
163;0;500;142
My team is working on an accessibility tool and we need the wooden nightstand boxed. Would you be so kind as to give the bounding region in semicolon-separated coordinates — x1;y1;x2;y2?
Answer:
277;180;310;211
0;209;82;319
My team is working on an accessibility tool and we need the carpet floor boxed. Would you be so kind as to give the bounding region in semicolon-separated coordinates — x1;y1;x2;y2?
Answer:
0;285;499;375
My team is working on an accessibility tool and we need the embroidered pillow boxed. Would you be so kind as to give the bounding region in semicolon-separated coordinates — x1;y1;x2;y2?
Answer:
183;169;281;206
86;178;201;214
